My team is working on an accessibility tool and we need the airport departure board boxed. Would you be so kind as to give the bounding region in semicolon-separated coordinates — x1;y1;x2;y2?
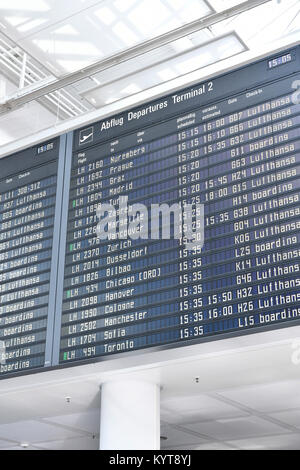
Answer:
57;46;300;365
0;46;300;377
0;139;62;376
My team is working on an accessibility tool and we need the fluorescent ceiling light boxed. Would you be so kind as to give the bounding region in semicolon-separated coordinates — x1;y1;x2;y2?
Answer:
95;6;116;25
0;0;50;11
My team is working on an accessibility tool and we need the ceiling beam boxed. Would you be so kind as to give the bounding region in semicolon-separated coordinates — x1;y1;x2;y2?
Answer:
0;0;272;115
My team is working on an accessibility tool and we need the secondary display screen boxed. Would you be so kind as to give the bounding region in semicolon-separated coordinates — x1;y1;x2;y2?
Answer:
58;47;300;365
0;140;60;376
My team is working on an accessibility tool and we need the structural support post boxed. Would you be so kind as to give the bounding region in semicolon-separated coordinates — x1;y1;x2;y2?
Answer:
100;380;160;450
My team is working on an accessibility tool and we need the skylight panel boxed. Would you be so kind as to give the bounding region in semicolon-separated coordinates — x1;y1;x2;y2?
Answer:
128;0;170;34
179;2;212;22
165;0;188;11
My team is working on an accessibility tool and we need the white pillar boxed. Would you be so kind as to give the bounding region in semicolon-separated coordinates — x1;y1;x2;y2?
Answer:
100;380;160;450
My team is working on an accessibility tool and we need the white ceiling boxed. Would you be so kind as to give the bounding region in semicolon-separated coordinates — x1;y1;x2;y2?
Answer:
0;326;300;449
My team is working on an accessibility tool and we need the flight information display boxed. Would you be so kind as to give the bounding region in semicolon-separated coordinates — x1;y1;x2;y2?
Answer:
0;139;61;376
57;46;300;365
